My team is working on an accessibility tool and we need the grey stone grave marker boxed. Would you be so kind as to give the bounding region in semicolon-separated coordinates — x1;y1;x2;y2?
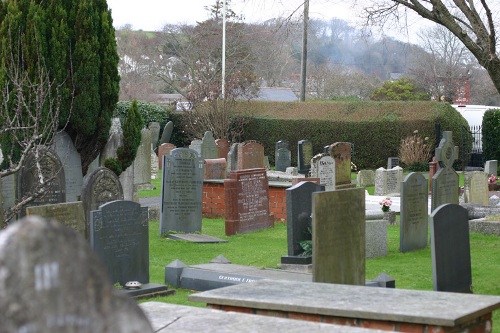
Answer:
26;201;86;239
18;146;66;217
160;148;204;235
275;140;291;172
484;160;497;177
400;172;429;252
201;131;218;160
134;128;152;185
357;169;375;187
464;171;489;206
1;173;15;220
52;130;83;203
387;157;400;169
189;139;202;157
149;121;161;148
311;154;335;191
159;120;173;145
298;140;313;175
431;131;459;211
0;216;153;332
328;142;353;188
281;181;325;266
90;200;149;286
312;188;365;285
226;142;239;177
100;117;122;162
375;166;403;196
365;220;388;259
430;204;472;293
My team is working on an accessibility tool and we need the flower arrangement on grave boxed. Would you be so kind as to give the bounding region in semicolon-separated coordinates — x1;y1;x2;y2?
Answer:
379;197;392;212
488;174;497;184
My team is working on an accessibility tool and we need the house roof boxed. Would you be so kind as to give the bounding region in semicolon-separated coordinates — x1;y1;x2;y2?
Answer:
254;87;298;102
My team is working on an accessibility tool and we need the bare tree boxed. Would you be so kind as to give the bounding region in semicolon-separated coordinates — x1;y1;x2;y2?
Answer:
362;1;500;95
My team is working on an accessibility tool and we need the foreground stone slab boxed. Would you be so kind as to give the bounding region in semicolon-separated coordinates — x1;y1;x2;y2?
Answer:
190;279;500;332
140;302;386;333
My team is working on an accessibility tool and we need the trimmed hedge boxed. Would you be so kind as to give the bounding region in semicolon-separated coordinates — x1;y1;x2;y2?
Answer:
482;109;500;164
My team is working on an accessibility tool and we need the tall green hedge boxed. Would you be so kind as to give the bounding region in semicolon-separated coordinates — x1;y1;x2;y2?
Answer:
482;109;500;163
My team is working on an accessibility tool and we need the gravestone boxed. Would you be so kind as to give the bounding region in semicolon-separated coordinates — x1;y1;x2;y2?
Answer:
189;139;202;157
200;131;218;160
0;216;153;332
1;173;16;220
18;146;66;217
237;141;265;170
160;148;204;235
120;164;135;202
375;166;404;196
226;142;239;177
430;204;472;293
281;181;325;265
310;154;335;191
133;128;152;185
365;220;388;259
100;117;122;162
387;157;400;169
215;138;230;159
357;170;375;187
81;167;124;238
275;140;291;172
148;121;161;148
464;171;489;206
329;142;354;189
431;131;459;211
297;140;313;175
158;143;176;169
26;202;86;239
159;120;173;145
400;172;429;252
204;158;227;180
52;131;83;203
224;168;274;236
312;188;365;285
90;200;149;286
484;160;497;177
150;150;158;180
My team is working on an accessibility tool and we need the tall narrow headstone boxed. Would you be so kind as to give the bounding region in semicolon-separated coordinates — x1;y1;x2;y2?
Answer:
226;142;239;177
297;140;313;175
329;142;354;189
310;154;335;191
237;141;265;170
1;173;16;220
312;188;365;285
275;140;291;172
90;200;149;286
160;148;204;235
133;128;152;185
18;146;66;217
149;121;161;148
0;216;153;332
400;172;429;252
52;131;83;203
281;181;324;265
100;117;122;163
200;131;218;160
464;171;489;205
215;138;230;159
430;204;472;293
431;131;459;211
224;168;274;236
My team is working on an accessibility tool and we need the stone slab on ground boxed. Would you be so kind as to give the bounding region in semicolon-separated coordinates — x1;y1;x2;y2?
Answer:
140;302;387;333
167;233;227;243
119;283;175;300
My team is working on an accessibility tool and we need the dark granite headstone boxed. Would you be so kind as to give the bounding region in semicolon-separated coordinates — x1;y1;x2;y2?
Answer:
224;168;274;236
160;148;204;235
312;188;365;285
52;131;83;203
297;140;313;175
0;216;153;332
387;157;400;169
400;172;429;252
430;204;472;293
431;131;459;211
18;146;66;217
90;200;149;286
281;181;324;265
26;202;86;239
275;140;291;172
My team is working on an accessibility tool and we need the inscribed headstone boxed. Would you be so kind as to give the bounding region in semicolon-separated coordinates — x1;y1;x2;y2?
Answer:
431;131;459;211
310;154;335;191
204;158;227;180
237;141;265;170
484;160;498;177
297;140;313;175
357;170;375;187
215;138;230;159
464;171;489;206
26;202;86;238
275;140;291;172
158;143;176;169
224;168;274;236
160;148;203;235
375;166;403;196
400;172;429;252
18;146;66;217
200;131;218;160
0;216;153;332
328;142;353;188
90;200;149;286
312;188;365;285
282;181;324;263
387;157;400;169
430;204;472;293
52;131;83;203
133;128;152;185
159;120;173;145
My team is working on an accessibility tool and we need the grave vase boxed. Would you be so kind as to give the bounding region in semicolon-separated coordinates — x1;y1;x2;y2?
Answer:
383;211;396;225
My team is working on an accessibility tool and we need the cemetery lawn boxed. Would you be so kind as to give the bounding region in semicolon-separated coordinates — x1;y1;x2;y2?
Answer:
143;218;500;330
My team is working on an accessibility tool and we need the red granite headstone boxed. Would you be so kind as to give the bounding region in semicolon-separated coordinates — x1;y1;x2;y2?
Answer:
158;143;176;169
237;141;265;170
204;158;227;180
224;168;274;236
215;139;230;159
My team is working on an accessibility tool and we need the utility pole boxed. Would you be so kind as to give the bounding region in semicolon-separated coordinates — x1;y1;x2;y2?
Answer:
222;0;226;99
299;0;309;102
